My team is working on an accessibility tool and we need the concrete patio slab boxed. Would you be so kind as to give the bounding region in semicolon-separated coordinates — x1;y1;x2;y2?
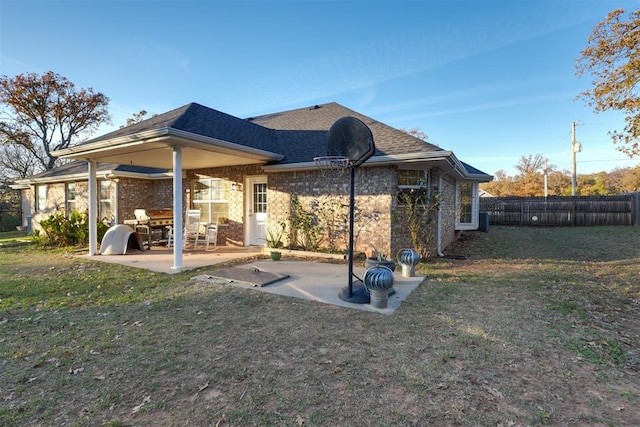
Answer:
85;246;264;274
85;247;425;314
191;260;425;314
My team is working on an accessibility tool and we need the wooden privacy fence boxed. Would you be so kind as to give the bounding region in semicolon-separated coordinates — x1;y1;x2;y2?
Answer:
480;194;640;226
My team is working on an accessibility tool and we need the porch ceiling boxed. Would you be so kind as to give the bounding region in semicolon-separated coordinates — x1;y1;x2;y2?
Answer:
72;141;267;169
53;128;283;170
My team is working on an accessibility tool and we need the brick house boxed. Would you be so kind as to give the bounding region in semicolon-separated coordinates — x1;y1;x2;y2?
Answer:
14;102;492;268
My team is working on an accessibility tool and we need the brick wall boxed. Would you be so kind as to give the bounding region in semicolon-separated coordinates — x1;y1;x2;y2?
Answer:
21;163;461;255
185;165;263;246
117;177;174;221
439;173;458;249
268;166;397;256
28;183;66;229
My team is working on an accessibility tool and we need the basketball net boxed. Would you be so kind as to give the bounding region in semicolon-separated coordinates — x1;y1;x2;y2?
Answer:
313;156;350;180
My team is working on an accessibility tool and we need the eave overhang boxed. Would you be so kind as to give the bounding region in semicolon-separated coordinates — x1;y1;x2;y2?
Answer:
11;169;173;186
52;128;284;169
262;151;492;182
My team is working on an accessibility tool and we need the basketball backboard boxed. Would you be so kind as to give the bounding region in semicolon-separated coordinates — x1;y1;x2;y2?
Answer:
326;116;375;167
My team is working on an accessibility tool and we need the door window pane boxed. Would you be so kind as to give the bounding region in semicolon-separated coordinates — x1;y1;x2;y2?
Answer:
253;183;267;213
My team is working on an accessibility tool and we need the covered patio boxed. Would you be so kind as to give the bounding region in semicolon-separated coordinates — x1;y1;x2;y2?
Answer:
52;104;285;270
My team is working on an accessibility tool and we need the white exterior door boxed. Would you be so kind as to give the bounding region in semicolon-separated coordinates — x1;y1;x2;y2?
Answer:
246;175;268;246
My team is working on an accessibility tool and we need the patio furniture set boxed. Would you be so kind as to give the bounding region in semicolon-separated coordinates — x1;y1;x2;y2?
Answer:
125;208;218;251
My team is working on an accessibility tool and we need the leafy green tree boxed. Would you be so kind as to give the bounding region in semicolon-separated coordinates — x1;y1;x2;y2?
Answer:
579;172;614;195
0;71;110;174
576;8;640;156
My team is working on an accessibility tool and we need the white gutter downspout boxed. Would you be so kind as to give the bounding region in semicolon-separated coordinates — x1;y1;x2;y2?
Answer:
172;146;184;270
437;173;445;257
88;160;98;256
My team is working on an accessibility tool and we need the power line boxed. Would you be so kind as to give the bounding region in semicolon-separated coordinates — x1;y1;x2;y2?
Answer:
578;158;639;164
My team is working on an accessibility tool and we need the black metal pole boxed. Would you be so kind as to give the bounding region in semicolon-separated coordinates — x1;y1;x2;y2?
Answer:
339;165;369;304
347;166;355;297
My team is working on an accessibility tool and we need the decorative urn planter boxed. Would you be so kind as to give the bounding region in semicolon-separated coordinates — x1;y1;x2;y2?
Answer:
363;265;395;309
270;251;282;261
397;248;420;277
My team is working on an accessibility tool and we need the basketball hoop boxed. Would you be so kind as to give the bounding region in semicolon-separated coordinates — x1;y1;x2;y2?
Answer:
313;156;350;179
316;117;376;304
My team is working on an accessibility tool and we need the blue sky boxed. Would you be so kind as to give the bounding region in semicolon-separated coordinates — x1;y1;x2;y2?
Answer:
1;0;639;176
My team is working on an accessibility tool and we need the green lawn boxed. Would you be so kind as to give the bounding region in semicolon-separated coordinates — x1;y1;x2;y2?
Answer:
0;230;30;245
1;226;638;426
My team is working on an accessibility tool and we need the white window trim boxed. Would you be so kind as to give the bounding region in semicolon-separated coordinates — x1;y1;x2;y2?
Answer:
66;182;76;214
99;180;113;224
455;180;479;230
192;177;230;224
397;169;431;202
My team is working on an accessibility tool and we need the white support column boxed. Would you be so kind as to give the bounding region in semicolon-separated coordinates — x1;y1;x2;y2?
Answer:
88;160;98;255
172;146;184;270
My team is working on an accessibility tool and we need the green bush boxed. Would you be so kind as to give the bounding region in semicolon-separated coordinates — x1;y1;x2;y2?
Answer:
36;210;108;247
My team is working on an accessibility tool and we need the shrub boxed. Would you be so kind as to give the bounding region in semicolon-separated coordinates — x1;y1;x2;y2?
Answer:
393;189;440;260
37;210;109;247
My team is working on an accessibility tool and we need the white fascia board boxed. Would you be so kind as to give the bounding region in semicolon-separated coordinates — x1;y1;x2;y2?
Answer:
52;128;171;158
52;127;284;162
12;170;173;185
9;183;30;190
262;151;460;173
465;173;494;182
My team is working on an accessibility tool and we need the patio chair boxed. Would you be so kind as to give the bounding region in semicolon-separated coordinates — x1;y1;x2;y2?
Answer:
183;209;203;249
166;226;174;248
203;223;218;251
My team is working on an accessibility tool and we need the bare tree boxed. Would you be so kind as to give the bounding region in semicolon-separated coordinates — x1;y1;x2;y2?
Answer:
120;109;156;128
0;142;40;179
400;127;431;143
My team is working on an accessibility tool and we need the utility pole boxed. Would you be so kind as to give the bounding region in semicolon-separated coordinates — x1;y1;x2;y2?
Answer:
544;159;548;199
571;121;582;196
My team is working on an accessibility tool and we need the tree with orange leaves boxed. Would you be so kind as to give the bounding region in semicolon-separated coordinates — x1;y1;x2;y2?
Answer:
576;8;640;157
0;71;110;175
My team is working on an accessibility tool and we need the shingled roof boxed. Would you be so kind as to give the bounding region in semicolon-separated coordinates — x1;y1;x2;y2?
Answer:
88;103;278;154
250;102;442;164
82;102;441;166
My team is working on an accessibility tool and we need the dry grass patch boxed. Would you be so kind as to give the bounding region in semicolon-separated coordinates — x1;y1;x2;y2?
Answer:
1;226;639;426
